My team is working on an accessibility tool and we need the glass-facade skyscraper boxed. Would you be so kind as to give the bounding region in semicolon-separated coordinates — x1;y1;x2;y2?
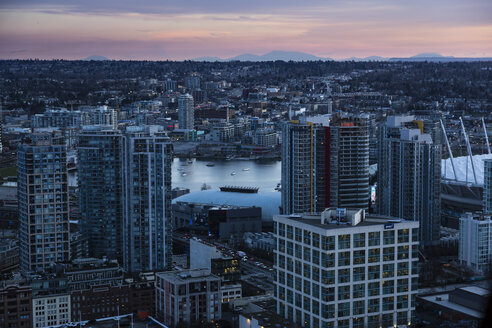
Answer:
122;126;173;272
281;113;369;215
377;116;441;246
178;93;194;130
484;159;492;214
78;126;124;261
18;132;70;272
78;125;173;272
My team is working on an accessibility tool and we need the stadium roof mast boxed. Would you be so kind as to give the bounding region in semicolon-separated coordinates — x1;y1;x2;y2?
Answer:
440;119;458;181
482;117;491;155
460;117;478;184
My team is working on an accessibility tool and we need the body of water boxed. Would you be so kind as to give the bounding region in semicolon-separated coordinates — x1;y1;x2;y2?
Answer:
69;158;281;193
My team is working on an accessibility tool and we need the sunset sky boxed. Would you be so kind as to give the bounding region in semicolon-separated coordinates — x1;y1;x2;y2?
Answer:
0;0;491;60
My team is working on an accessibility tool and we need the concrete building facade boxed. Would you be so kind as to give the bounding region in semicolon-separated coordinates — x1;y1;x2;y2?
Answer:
155;269;221;327
274;209;419;328
459;213;492;274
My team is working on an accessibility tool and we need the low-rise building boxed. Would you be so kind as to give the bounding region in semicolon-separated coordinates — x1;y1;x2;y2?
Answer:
30;276;71;328
418;286;490;326
0;278;32;328
253;128;278;148
155;269;221;327
190;239;242;303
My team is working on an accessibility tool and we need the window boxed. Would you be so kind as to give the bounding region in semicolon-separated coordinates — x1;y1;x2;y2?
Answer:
278;223;285;237
368;282;380;296
304;230;311;245
304;280;311;295
321;269;335;284
312;283;320;298
353;250;365;265
398;229;409;243
338;269;350;283
304;247;311;261
287;225;293;239
313;233;320;248
383;247;395;261
303;263;311;278
382;280;394;294
353;300;365;315
353;283;365;299
321;287;335;303
353;233;365;248
411;228;419;242
382;297;394;311
322;252;335;268
312;266;320;281
286;241;293;256
321;304;335;319
368;248;380;263
338;302;350;318
383;263;394;278
295;228;302;242
338;251;350;266
383;230;394;245
397;278;409;293
338;285;350;300
295;260;302;275
368;231;380;246
368;265;380;280
338;234;350;249
353;267;365;281
312;250;320;265
397;245;409;260
397;295;408;309
397;262;409;276
295;244;302;259
322;236;335;251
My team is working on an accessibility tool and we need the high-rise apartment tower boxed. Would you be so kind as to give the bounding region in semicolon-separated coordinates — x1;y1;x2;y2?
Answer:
18;132;70;272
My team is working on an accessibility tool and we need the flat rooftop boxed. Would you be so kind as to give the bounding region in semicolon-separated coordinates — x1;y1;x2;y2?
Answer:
277;209;415;230
156;269;219;284
419;293;485;319
460;286;491;297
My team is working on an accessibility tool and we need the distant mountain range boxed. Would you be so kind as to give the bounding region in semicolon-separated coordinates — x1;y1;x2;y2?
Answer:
192;51;492;62
83;55;110;61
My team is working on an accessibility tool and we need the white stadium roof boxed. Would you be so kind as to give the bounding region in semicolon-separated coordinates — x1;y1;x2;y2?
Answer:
442;154;492;185
172;189;281;222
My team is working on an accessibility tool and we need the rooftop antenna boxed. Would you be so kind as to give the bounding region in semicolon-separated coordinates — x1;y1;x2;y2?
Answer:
440;119;457;181
459;117;477;184
482;117;491;155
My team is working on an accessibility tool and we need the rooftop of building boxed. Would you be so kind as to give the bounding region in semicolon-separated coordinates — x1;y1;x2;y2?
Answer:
276;208;417;231
460;212;492;222
419;286;491;319
156;268;219;284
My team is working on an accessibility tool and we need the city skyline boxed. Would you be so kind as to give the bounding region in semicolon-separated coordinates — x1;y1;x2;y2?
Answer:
1;0;491;60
